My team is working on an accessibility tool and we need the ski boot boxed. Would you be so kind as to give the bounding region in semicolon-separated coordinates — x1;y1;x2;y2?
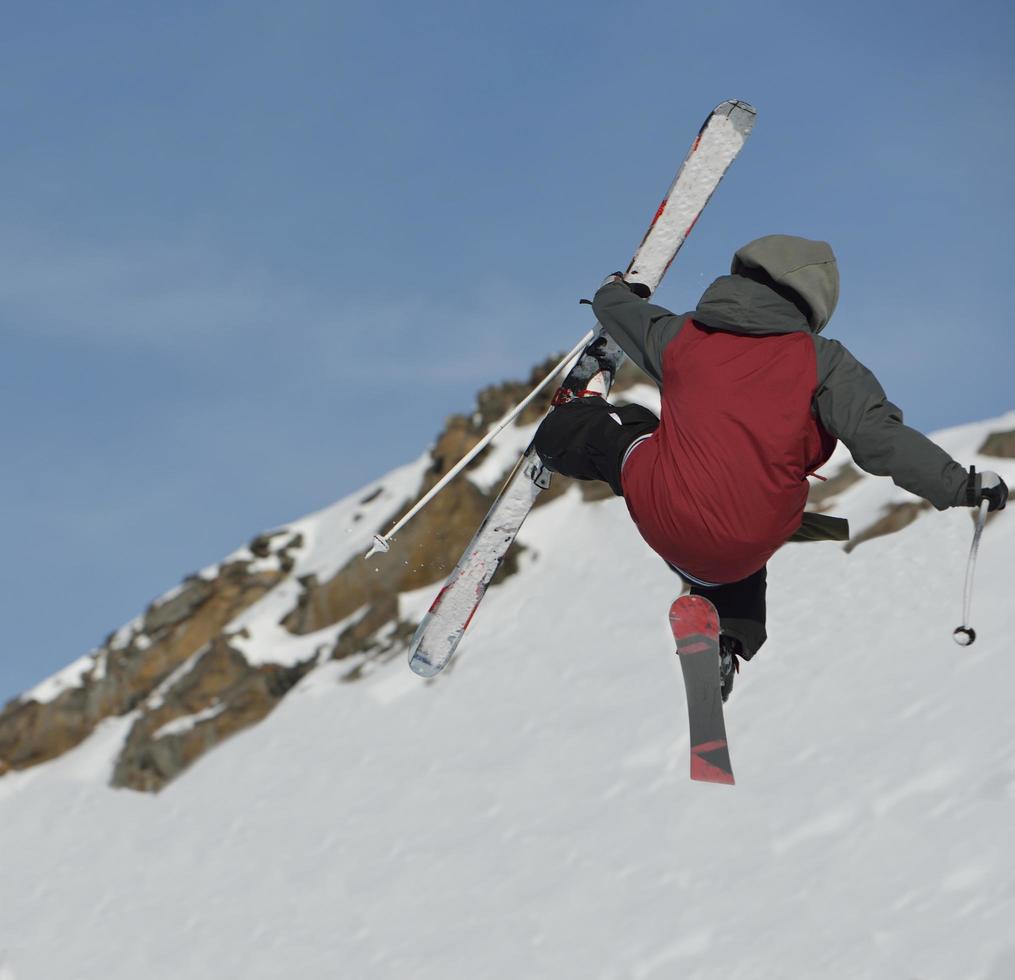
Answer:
550;333;626;406
719;634;742;703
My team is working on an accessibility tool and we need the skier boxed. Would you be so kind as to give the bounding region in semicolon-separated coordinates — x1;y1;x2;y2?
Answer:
534;235;1008;701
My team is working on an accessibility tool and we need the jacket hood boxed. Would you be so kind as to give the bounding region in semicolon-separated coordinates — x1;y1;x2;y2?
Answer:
692;235;839;337
693;275;809;337
730;235;839;333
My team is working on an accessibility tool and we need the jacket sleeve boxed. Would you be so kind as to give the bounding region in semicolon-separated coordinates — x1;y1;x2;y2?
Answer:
590;281;687;387
812;337;968;510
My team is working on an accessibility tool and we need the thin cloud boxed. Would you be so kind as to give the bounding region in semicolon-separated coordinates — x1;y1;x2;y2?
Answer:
305;282;586;388
0;225;572;395
0;225;278;349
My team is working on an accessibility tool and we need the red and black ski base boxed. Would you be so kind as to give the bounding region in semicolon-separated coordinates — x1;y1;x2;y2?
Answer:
669;595;735;785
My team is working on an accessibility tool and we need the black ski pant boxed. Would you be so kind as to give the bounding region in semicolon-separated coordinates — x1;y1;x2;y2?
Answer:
677;565;767;660
534;395;768;657
533;395;659;496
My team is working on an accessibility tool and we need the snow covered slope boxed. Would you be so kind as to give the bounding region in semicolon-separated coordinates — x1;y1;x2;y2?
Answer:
1;411;1014;980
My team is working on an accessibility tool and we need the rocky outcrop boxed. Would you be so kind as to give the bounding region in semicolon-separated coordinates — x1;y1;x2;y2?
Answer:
978;429;1015;458
281;473;493;638
838;425;1015;551
284;359;652;671
844;501;931;554
279;355;599;669
0;353;599;790
0;534;301;779
111;636;316;792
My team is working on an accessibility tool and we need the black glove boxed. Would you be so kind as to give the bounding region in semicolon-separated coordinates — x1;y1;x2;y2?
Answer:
965;466;1008;512
600;272;651;299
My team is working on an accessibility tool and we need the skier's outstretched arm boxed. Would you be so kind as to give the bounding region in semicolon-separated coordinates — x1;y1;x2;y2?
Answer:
813;338;970;509
591;279;687;387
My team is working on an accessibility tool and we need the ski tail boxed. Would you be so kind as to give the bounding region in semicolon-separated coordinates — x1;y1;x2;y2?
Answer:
670;595;735;785
407;450;547;677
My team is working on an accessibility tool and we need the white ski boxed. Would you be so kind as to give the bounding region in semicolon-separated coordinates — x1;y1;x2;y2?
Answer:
409;100;757;678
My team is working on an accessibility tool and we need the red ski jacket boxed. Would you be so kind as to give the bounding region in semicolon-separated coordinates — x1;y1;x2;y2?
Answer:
593;236;967;584
619;318;836;583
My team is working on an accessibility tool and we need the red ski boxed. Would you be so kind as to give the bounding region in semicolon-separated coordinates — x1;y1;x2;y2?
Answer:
669;595;735;785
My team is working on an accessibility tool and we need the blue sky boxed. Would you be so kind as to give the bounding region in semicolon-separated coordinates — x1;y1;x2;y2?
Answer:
3;0;1013;703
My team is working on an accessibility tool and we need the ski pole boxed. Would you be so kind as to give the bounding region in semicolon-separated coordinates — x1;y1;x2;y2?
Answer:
364;329;596;559
952;499;990;646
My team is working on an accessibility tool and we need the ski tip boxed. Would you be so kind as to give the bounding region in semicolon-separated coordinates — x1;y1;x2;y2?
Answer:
690;740;735;785
715;98;757;117
711;100;757;137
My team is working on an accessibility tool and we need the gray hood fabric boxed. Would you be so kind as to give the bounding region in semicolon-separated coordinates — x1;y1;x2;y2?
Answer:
692;274;812;337
729;234;840;333
690;235;839;336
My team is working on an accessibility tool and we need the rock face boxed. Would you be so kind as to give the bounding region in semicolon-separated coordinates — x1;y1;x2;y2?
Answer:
0;353;606;790
831;425;1015;553
112;637;316;792
844;501;931;554
280;355;582;677
0;536;300;783
280;359;651;680
978;429;1015;458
